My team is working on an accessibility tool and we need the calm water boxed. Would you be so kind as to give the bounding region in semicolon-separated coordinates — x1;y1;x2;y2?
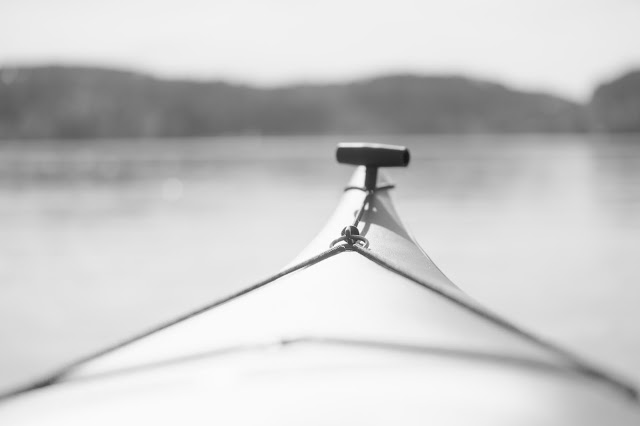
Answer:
1;135;639;393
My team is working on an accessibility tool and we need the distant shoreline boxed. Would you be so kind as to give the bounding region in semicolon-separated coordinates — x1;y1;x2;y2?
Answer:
1;66;638;139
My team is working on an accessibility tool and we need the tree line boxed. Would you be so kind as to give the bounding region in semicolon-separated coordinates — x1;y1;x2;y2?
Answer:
0;66;637;139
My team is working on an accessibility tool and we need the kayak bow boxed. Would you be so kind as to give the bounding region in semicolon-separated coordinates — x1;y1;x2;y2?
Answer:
1;143;639;425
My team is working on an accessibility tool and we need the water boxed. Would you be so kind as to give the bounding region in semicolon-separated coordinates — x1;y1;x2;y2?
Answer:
1;135;639;393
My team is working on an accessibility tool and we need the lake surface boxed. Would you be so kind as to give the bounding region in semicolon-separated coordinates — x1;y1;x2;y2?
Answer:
1;134;639;393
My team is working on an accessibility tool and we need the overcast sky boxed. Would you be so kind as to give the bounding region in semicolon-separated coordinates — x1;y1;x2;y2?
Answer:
2;0;639;100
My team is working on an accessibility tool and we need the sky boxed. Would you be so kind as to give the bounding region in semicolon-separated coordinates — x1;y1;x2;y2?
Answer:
2;0;639;101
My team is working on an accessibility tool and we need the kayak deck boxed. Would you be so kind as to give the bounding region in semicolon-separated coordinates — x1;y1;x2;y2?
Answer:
62;251;570;380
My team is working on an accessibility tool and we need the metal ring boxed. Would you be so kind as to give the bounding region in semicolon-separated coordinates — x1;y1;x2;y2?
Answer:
329;234;369;249
352;235;370;248
330;235;348;248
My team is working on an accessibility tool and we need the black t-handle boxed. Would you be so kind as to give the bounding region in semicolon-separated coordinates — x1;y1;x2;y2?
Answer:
336;143;410;190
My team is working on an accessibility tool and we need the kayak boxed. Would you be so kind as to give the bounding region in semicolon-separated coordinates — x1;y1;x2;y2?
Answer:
1;142;639;425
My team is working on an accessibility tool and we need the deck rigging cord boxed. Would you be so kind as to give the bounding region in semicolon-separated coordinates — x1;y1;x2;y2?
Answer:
348;244;638;401
14;233;636;402
0;245;348;399
330;190;372;248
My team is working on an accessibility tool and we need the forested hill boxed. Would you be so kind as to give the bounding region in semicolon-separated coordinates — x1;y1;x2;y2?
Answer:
0;65;613;139
590;70;640;132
